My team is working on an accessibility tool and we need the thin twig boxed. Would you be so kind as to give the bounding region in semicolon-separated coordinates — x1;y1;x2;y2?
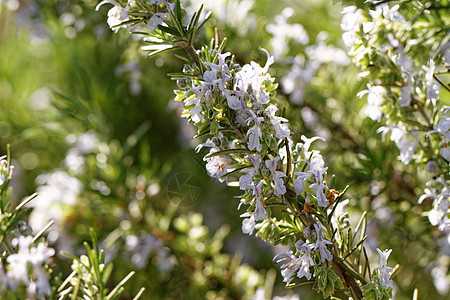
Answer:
284;138;291;178
363;246;372;281
433;74;450;93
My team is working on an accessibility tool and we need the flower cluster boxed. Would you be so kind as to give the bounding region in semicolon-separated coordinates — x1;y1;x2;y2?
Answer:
273;240;314;285
97;1;395;298
342;1;449;294
342;1;449;167
3;236;55;297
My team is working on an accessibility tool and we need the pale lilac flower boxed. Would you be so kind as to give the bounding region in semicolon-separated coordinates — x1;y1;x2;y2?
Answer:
251;180;265;199
426;109;450;161
185;96;204;123
265;105;291;139
147;12;169;31
265;156;281;173
156;247;175;272
126;234;162;269
295;240;314;280
310;182;328;207
245;110;264;126
204;149;229;182
313;223;333;263
239;173;253;191
206;51;232;91
375;248;394;287
398;72;415;107
273;171;287;196
377;123;418;164
235;49;274;105
247;125;263;151
265;157;287;196
293;178;306;195
273;241;314;285
225;92;243;110
239;154;261;190
254;198;268;221
421;177;450;227
300;135;325;157
273;248;298;285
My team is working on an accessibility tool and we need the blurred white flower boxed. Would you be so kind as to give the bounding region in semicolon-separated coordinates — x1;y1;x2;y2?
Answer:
6;236;55;296
266;7;309;60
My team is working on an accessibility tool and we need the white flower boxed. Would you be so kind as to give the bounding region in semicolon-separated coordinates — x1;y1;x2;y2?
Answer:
241;213;256;235
300;135;325;158
185;96;204;123
357;84;385;122
375;248;394;287
266;8;309;59
422;59;440;100
96;1;130;33
341;6;363;47
204;150;228;182
6;236;55;296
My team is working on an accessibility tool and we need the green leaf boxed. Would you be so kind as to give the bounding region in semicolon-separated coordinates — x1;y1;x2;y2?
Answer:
220;165;252;179
101;263;114;286
176;0;182;23
157;24;180;36
188;4;203;46
210;121;219;136
196;10;213;32
204;148;254;159
106;271;135;300
146;46;177;58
